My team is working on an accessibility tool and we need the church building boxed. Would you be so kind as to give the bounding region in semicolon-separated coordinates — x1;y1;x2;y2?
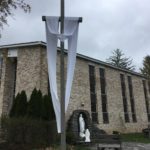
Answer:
0;41;150;133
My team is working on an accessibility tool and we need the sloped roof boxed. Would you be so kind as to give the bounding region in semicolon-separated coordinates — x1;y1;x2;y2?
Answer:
0;41;146;78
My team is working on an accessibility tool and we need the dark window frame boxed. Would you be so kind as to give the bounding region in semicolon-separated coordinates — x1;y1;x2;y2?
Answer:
143;80;150;122
148;81;150;94
0;57;3;86
89;65;98;123
99;68;109;124
120;74;130;123
13;58;17;99
128;76;137;122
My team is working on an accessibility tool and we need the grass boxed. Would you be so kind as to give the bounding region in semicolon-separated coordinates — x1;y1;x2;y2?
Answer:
121;133;150;143
35;145;91;150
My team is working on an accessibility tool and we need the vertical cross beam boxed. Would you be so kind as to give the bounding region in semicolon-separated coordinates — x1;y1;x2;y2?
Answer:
60;0;66;150
42;2;82;149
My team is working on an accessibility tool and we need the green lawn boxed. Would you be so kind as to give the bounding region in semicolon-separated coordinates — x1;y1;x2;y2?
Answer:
34;145;90;150
121;133;150;143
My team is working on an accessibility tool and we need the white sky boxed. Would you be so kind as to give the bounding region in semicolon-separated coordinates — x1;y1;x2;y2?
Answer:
0;0;150;71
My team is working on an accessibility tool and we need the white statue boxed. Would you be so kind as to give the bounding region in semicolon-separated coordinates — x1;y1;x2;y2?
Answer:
79;114;85;138
85;129;90;142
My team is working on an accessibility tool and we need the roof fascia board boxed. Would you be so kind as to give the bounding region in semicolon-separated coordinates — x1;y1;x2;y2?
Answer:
0;41;146;79
0;41;46;49
60;48;146;78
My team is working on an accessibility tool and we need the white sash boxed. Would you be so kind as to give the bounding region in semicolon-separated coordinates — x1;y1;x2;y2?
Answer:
45;17;79;133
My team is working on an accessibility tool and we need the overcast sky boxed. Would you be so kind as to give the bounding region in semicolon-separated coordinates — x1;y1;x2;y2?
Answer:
0;0;150;71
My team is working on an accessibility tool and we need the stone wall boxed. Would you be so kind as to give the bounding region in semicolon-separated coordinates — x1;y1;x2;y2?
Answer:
97;68;148;133
15;46;49;100
66;58;91;121
0;45;149;134
66;57;149;133
0;50;16;115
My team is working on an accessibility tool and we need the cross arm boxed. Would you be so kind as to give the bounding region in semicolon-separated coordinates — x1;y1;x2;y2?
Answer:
42;16;82;23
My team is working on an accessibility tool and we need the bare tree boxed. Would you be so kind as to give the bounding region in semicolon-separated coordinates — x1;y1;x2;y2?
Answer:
106;49;135;71
0;0;31;36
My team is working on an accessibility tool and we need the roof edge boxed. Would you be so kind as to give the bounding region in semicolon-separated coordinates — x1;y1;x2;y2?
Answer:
0;41;146;79
0;41;46;49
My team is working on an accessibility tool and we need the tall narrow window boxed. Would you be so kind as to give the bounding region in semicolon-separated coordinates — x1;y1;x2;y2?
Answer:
120;74;130;122
13;58;17;99
128;76;137;122
0;57;3;86
99;68;109;124
89;65;98;123
143;80;150;122
9;58;17;113
148;81;150;94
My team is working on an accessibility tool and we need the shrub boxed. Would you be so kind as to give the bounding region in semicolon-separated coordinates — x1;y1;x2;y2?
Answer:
66;131;76;144
5;88;59;150
9;93;20;117
41;95;55;121
113;131;120;135
10;88;55;121
27;88;43;119
9;91;27;118
0;117;59;150
16;91;28;117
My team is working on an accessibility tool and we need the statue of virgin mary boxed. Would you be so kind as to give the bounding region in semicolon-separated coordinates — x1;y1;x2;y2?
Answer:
79;114;85;138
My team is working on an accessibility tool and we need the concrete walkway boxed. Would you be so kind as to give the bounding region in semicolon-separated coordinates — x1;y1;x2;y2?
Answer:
89;142;150;150
122;142;150;150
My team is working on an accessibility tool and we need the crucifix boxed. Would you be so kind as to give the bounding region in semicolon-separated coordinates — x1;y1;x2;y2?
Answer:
42;0;82;149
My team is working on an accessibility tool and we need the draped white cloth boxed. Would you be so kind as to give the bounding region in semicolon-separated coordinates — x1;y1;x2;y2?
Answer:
45;16;79;133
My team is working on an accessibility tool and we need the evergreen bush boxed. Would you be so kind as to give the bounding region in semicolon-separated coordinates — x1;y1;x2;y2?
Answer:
42;94;55;121
9;91;27;117
9;93;20;117
0;117;58;150
16;90;27;117
1;88;59;150
27;88;43;119
10;88;55;120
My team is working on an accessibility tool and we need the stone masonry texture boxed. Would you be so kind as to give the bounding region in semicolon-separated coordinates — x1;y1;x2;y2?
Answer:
0;44;149;134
